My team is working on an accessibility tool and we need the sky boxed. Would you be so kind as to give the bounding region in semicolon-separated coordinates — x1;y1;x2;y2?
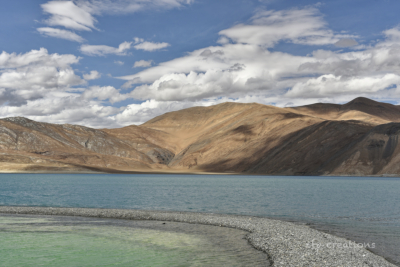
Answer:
2;0;400;128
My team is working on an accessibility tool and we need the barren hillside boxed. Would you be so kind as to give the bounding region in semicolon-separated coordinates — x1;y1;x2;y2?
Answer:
1;97;400;176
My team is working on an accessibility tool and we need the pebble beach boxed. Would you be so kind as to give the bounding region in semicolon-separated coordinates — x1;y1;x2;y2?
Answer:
0;206;396;267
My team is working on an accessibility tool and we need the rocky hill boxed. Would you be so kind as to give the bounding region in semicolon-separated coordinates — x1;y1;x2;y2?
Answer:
1;97;400;176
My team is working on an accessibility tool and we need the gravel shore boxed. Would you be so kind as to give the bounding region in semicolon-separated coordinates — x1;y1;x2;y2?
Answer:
0;206;396;267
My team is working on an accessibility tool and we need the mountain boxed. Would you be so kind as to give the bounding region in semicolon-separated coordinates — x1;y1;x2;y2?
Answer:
1;97;400;176
291;97;400;124
0;117;173;173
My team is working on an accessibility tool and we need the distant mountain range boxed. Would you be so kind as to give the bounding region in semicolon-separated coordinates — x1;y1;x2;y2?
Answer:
1;97;400;176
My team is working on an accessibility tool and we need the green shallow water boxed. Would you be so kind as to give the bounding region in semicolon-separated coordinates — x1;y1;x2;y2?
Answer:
0;215;268;267
1;174;400;264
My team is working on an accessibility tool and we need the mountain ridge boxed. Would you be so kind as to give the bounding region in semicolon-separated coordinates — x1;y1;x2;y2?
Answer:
1;97;400;176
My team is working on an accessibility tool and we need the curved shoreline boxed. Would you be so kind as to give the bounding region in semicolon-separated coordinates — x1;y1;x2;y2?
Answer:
0;206;396;267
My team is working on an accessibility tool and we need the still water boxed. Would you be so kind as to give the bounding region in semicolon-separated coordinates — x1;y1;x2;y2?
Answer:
0;214;267;267
0;174;399;265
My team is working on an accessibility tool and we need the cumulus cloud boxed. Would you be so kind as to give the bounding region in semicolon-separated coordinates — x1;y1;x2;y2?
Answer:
115;99;206;125
381;27;400;47
83;70;101;80
129;69;262;101
133;60;153;68
120;44;307;99
0;48;122;128
37;27;86;42
200;49;224;57
217;36;230;45
0;49;83;91
82;85;129;103
114;60;124;65
0;48;84;110
0;92;122;128
114;8;400;119
298;44;400;77
0;48;80;69
80;41;132;56
286;74;400;98
0;67;82;92
114;96;290;125
9;6;400;128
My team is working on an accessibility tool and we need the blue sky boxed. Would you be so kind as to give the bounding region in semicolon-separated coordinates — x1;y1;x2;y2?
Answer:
1;0;400;127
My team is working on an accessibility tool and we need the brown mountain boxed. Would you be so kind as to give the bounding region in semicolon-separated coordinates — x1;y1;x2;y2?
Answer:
1;97;400;176
291;97;400;124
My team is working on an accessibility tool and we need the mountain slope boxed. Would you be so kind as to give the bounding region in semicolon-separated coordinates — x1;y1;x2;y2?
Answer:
0;117;174;172
148;104;323;171
1;97;400;176
292;97;400;125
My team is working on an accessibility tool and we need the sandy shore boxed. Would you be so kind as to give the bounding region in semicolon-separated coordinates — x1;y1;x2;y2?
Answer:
0;165;398;177
0;162;235;175
0;206;396;267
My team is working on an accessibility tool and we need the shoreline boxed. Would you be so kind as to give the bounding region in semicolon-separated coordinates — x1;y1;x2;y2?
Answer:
0;206;396;267
1;169;400;178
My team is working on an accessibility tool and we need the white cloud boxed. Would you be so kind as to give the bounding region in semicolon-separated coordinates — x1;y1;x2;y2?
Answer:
40;0;193;32
132;37;170;52
298;43;400;77
37;27;85;43
384;27;400;40
120;43;307;96
8;6;400;128
41;1;96;31
115;99;204;125
0;92;122;128
130;70;253;101
133;60;153;68
0;48;123;128
134;41;170;51
114;96;279;125
82;86;129;103
115;8;400;113
219;8;346;47
76;0;194;15
83;70;101;80
80;41;132;56
0;48;84;108
286;74;400;98
134;37;144;44
381;27;400;47
217;36;230;45
0;67;83;92
0;48;80;69
0;49;83;91
110;21;400;125
114;60;124;65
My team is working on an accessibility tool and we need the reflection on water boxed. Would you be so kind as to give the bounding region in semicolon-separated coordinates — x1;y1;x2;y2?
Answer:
0;215;269;267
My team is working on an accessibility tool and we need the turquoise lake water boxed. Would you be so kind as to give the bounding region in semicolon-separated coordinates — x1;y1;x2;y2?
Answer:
0;174;399;265
0;215;267;266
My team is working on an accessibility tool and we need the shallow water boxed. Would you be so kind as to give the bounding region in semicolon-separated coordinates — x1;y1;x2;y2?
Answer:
0;214;268;267
0;174;399;265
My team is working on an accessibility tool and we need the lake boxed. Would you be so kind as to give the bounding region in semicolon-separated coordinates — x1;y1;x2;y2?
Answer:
0;174;399;265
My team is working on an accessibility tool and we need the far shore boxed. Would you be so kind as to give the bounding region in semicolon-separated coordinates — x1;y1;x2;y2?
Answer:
0;206;397;267
0;164;399;178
